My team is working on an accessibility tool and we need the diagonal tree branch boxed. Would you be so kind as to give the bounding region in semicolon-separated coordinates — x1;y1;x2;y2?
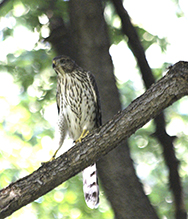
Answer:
0;61;188;219
111;1;186;218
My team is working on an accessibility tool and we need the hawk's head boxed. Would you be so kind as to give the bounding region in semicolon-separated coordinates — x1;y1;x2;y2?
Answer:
52;55;76;75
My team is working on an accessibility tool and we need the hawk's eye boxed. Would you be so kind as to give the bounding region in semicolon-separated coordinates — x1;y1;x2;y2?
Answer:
60;59;66;65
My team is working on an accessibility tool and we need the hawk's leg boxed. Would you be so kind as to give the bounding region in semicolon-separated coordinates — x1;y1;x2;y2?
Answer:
75;129;89;143
41;147;60;164
50;129;89;162
41;144;63;164
42;118;67;164
51;145;62;160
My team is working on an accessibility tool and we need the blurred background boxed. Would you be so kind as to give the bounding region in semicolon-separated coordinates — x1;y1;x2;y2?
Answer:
0;0;188;218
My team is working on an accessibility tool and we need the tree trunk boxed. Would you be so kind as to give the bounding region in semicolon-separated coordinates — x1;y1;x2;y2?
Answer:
67;0;158;218
1;61;188;218
111;1;187;217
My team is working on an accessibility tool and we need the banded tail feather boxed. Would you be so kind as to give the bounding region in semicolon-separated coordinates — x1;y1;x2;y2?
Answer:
82;163;99;209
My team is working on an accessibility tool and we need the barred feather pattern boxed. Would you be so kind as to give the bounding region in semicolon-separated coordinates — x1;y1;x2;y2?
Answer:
53;55;101;209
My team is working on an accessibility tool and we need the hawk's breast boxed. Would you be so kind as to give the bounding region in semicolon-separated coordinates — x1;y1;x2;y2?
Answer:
62;74;97;141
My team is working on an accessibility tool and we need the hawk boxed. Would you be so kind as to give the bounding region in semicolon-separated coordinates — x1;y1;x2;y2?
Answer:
52;55;101;209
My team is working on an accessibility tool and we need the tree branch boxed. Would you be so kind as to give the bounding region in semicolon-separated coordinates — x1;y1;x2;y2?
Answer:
111;1;187;218
1;61;188;218
111;0;154;89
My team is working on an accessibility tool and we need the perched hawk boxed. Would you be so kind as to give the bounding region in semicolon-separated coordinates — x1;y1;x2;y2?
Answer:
52;55;101;209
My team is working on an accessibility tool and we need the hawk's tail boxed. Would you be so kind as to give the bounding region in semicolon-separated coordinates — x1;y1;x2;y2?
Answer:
82;163;99;209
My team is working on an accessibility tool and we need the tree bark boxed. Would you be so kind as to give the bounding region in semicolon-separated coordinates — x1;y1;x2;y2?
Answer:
1;61;188;219
46;0;187;217
111;1;187;218
68;1;154;218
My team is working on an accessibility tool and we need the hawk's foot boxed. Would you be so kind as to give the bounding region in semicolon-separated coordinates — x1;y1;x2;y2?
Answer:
41;151;57;165
75;129;89;143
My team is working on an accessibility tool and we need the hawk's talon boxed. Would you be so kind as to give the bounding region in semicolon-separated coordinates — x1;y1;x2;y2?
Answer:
75;129;89;143
41;151;57;165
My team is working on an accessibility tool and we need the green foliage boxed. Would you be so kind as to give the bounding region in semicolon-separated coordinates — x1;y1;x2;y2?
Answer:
0;1;114;218
119;75;188;217
0;0;187;218
134;26;168;52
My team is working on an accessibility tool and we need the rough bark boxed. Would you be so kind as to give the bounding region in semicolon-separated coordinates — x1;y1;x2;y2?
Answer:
46;0;188;217
1;61;188;219
68;1;155;218
111;0;186;218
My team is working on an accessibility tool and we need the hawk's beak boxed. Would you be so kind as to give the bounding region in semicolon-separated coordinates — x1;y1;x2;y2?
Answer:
52;60;56;68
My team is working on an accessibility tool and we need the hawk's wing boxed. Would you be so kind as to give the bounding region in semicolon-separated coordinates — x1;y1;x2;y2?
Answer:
55;74;68;149
56;75;61;115
87;72;102;127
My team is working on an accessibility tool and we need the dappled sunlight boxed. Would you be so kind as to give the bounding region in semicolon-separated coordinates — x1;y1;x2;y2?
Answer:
0;72;20;104
167;117;188;136
9;204;37;219
0;0;188;218
14;26;39;51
